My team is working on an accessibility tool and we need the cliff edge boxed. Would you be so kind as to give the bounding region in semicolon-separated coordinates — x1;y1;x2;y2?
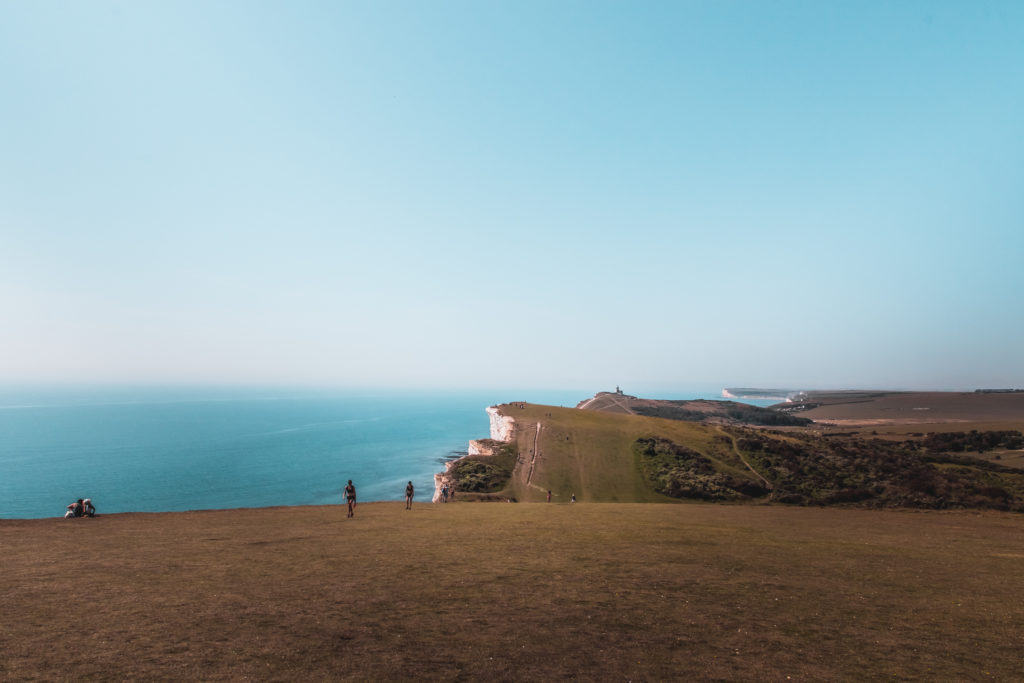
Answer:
433;404;518;502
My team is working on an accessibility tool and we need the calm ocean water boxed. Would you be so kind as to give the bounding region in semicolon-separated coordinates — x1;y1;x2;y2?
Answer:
0;386;770;519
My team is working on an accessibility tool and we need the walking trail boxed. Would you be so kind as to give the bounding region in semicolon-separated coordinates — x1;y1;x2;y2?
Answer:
716;426;774;490
526;421;541;485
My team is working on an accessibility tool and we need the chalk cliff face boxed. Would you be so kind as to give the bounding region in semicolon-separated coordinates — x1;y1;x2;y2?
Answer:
468;439;497;456
487;406;515;442
434;405;515;502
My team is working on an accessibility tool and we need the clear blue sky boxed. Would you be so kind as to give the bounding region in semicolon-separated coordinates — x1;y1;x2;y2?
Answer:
2;1;1022;393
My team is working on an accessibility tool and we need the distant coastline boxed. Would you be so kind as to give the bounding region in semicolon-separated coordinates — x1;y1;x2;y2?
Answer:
722;388;802;402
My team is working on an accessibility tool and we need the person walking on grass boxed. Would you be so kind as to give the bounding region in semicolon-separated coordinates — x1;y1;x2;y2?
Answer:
344;480;356;518
405;481;414;510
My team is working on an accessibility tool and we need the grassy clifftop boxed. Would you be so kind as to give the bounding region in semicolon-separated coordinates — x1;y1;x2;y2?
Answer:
451;402;1024;511
489;402;730;503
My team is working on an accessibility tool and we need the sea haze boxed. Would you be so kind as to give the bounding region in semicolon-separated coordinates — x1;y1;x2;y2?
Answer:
0;387;770;518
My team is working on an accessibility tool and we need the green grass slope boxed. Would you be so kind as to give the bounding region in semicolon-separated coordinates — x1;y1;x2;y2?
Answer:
492;403;751;503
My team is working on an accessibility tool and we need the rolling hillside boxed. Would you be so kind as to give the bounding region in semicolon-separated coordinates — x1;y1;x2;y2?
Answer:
498;403;729;503
447;400;1024;511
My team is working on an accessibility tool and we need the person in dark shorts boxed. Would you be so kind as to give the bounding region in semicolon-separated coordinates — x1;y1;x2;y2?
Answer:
344;480;356;518
405;481;414;509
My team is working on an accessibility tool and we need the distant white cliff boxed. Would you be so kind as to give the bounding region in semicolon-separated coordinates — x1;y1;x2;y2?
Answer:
434;405;516;502
487;405;516;442
722;388;801;402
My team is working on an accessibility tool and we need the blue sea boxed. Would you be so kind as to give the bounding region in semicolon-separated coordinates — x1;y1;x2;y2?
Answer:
0;386;771;519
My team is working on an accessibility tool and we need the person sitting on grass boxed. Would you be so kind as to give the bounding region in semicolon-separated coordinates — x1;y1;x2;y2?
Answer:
83;498;96;517
65;499;84;518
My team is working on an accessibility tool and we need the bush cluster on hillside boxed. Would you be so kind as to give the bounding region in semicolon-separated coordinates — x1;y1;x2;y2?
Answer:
634;437;769;501
723;404;813;426
732;430;1024;511
448;443;518;493
631;428;1024;511
922;430;1024;453
632;401;812;427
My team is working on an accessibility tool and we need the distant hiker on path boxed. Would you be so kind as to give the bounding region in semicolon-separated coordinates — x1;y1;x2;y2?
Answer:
441;484;449;503
405;481;414;509
546;490;552;503
570;493;576;503
344;480;357;518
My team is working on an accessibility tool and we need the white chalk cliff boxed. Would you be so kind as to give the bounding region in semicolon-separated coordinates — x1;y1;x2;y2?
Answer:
434;405;515;502
487;405;516;442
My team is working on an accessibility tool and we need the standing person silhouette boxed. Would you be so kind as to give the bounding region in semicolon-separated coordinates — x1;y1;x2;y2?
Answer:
344;480;356;518
405;481;414;510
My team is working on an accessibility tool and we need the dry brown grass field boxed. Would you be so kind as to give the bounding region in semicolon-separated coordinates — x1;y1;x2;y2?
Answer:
4;502;1024;681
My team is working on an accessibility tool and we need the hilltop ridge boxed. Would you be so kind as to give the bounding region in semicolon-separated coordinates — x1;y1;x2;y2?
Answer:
440;391;1024;510
576;390;812;426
